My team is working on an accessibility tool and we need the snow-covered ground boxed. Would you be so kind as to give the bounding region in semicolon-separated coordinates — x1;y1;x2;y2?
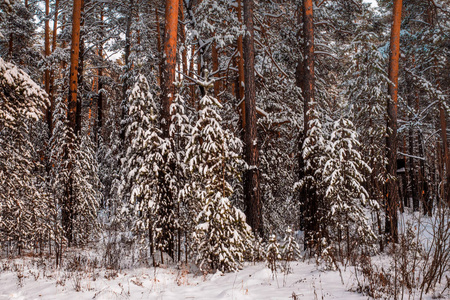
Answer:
1;211;448;300
0;259;369;300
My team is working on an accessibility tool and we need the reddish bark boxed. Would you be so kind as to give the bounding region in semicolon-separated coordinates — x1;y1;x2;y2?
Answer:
161;0;179;137
68;0;83;132
385;0;403;243
302;0;315;135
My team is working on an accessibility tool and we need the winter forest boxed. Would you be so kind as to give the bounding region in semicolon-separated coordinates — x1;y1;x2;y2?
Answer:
0;0;449;298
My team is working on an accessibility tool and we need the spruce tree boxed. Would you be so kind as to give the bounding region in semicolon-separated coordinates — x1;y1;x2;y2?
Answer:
186;83;253;272
322;118;376;258
0;57;50;253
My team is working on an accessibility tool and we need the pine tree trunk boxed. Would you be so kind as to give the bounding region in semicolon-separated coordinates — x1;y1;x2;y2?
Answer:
120;0;134;141
302;0;315;135
68;0;83;133
160;0;180;259
97;9;104;137
161;0;179;137
438;103;450;204
49;0;60;135
237;0;245;127
45;0;52;132
65;0;84;246
300;0;319;249
385;0;403;243
242;0;263;236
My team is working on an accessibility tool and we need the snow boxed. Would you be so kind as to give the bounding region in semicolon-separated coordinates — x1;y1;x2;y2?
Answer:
0;260;369;300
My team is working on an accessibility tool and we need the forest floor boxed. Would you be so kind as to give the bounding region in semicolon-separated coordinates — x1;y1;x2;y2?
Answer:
1;255;446;300
0;209;448;299
0;258;369;300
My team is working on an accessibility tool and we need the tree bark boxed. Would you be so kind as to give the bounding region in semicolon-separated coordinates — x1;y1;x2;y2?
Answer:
299;0;319;250
302;0;315;135
242;0;263;236
159;0;180;259
120;0;134;142
237;0;245;128
68;0;83;133
97;8;104;137
161;0;179;137
49;0;60;135
438;101;450;204
65;0;83;245
385;0;403;243
45;0;52;131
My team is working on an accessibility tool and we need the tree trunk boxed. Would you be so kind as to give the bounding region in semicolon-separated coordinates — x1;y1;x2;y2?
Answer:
299;0;319;249
438;102;450;204
49;0;60;135
237;0;245;127
242;0;263;236
45;0;52;132
68;0;83;133
120;0;134;142
385;0;403;243
65;0;84;246
302;0;315;135
160;0;180;259
97;8;104;137
161;0;179;137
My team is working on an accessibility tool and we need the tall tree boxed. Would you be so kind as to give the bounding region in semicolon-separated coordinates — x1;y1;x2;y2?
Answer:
159;0;180;258
65;0;83;244
242;0;263;236
385;0;403;243
45;0;51;131
161;0;179;136
302;0;315;135
298;0;319;249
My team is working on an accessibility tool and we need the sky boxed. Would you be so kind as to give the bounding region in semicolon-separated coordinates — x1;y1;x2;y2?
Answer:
364;0;379;7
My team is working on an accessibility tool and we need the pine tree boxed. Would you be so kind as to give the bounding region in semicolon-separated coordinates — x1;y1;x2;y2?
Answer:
322;118;376;258
48;97;69;263
342;25;388;210
281;227;301;262
186;84;253;272
266;234;281;273
72;135;101;244
120;74;161;255
0;57;50;253
296;103;327;250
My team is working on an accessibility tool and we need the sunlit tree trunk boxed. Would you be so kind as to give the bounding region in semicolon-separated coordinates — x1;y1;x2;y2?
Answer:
385;0;403;243
65;0;83;245
160;0;180;258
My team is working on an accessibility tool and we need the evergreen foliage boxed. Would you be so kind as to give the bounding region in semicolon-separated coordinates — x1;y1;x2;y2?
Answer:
186;91;253;272
0;57;50;252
